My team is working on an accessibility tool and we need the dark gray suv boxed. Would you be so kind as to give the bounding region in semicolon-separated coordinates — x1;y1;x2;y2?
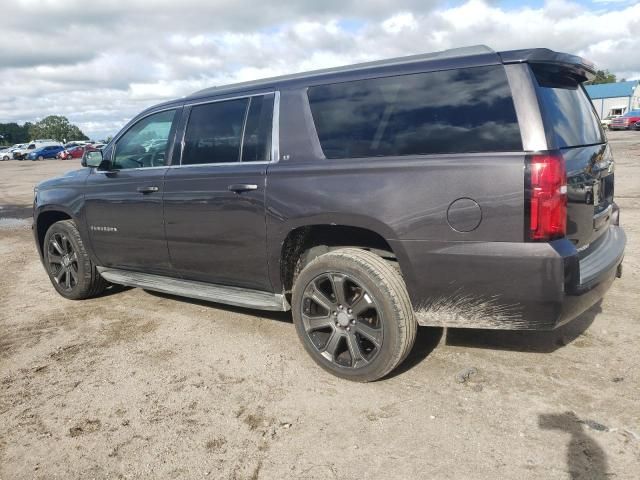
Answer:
33;45;626;381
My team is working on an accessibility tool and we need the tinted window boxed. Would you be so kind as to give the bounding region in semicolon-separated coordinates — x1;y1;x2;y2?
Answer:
307;65;522;159
531;65;604;148
114;109;176;169
182;98;248;165
242;94;274;162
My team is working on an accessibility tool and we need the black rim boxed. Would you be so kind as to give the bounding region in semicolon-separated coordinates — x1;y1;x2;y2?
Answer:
301;272;383;369
47;232;79;291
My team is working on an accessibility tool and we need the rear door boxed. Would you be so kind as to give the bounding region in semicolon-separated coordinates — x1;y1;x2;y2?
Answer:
163;92;275;291
530;64;613;249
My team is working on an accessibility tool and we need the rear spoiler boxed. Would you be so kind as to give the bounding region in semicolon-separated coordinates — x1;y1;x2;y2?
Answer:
499;48;596;83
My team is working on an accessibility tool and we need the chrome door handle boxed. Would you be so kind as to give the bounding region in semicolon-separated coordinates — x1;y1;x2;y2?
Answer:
228;184;258;193
137;186;159;194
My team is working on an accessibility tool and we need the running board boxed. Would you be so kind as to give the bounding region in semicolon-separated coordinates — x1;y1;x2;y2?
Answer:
97;267;289;311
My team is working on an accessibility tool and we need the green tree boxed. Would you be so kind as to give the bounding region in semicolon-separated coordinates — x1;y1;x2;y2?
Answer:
586;70;617;85
28;115;88;143
0;122;31;144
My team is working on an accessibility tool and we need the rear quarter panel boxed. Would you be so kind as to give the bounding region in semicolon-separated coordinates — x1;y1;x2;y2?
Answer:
266;151;526;294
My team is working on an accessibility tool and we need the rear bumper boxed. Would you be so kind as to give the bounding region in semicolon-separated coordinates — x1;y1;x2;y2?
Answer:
392;224;625;331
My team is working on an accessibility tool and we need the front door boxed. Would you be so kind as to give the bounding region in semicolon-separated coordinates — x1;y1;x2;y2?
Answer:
84;107;180;273
163;93;275;291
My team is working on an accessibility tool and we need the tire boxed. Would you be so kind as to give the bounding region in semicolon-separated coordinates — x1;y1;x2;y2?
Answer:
37;155;44;161
43;220;107;300
292;248;417;382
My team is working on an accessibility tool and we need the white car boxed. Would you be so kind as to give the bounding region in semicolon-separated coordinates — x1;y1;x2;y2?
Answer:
601;115;621;128
1;144;25;160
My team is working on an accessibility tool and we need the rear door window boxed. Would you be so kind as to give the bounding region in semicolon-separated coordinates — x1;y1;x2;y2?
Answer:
242;94;274;162
530;64;604;148
307;65;522;159
182;98;248;165
181;94;274;165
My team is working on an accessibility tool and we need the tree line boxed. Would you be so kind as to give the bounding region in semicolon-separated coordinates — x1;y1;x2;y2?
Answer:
585;69;625;85
0;115;88;145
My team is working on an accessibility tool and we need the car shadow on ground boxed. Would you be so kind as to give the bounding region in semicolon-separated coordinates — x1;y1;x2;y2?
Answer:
385;326;444;379
142;290;601;370
91;283;132;299
444;301;602;354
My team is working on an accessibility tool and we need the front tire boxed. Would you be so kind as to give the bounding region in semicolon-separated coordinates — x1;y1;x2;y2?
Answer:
292;248;417;382
43;220;107;299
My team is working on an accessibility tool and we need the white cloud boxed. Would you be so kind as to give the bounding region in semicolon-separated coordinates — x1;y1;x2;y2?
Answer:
0;0;639;139
382;13;419;34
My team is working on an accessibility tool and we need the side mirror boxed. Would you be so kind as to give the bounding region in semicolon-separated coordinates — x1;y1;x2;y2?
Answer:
82;150;104;168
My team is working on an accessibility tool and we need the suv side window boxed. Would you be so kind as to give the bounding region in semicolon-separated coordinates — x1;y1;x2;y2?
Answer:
242;94;274;162
182;98;248;165
181;94;274;165
113;109;176;170
307;65;522;158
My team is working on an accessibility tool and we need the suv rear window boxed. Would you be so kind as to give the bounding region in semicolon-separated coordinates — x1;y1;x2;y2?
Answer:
530;65;604;148
307;65;522;159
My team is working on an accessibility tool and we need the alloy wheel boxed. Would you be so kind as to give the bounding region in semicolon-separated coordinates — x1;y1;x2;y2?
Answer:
300;272;383;369
47;232;79;291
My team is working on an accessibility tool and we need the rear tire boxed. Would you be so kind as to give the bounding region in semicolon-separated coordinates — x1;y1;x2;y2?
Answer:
43;220;107;299
292;248;417;382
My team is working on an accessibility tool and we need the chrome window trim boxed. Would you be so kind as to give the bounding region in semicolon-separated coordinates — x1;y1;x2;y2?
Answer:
238;97;252;163
111;105;180;148
95;165;170;173
184;90;274;107
271;91;280;163
504;64;548;152
96;91;281;173
175;91;280;169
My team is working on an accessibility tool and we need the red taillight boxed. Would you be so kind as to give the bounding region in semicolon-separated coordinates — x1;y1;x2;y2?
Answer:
529;153;567;241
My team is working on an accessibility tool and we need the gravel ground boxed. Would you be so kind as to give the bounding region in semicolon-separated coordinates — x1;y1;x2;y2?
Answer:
1;131;639;479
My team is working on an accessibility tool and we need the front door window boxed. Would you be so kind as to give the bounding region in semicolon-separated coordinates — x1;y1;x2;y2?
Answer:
113;109;176;169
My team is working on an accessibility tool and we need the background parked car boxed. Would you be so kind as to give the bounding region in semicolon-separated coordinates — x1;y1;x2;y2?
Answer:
600;114;621;128
57;145;87;160
0;144;24;160
609;110;640;130
0;148;12;161
27;145;65;161
14;139;62;159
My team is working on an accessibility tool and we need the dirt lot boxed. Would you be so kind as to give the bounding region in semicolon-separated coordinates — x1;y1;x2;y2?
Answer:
1;132;639;479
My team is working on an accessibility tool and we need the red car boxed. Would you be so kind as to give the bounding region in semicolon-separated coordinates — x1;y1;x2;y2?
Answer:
57;145;87;160
609;110;640;130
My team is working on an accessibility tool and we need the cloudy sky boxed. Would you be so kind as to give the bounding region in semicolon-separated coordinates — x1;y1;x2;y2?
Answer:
1;0;639;139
